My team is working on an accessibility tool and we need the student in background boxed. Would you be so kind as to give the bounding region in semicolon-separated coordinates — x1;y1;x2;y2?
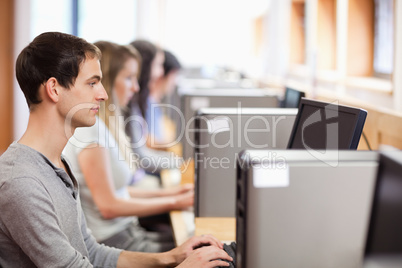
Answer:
125;40;182;176
63;41;193;253
147;49;182;148
126;41;187;233
130;39;165;121
0;31;231;267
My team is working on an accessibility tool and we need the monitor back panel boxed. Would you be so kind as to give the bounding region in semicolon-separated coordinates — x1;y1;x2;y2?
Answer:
194;108;297;217
169;81;252;139
179;88;279;159
236;150;379;268
365;150;402;255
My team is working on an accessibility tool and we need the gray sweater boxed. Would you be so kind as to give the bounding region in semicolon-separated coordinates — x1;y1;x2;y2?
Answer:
0;142;121;267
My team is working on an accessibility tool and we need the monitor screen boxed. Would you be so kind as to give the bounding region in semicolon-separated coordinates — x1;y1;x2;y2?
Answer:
282;87;305;108
287;98;367;150
365;150;402;255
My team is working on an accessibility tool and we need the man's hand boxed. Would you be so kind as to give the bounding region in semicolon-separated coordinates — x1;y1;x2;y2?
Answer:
117;235;232;268
167;235;231;266
177;245;232;268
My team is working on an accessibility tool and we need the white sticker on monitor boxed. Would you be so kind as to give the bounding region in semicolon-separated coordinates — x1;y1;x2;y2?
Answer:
253;163;289;188
190;97;210;111
207;116;230;134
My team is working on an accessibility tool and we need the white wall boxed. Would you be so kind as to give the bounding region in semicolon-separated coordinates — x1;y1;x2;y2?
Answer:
13;0;31;141
159;0;270;76
13;0;74;140
394;0;402;110
263;0;291;79
79;0;137;44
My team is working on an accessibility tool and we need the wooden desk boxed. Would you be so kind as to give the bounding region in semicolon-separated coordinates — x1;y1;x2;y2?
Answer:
195;217;236;243
161;160;195;246
169;210;193;246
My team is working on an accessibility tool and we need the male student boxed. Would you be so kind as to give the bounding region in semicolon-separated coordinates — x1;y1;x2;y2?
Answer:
0;32;231;268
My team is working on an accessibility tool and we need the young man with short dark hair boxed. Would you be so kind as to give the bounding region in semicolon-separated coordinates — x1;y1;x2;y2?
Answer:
0;32;231;268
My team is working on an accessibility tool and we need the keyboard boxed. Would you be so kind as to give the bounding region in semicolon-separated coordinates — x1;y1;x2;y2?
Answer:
219;242;236;268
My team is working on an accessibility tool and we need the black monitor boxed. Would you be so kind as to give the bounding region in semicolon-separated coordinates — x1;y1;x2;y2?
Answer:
281;87;305;108
365;150;402;255
287;98;367;150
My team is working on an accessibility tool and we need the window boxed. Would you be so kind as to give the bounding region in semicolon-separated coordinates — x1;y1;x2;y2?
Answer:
290;0;306;65
373;0;394;78
31;0;73;37
77;0;137;44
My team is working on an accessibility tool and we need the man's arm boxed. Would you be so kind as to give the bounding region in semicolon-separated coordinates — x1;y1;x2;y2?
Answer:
80;196;231;268
80;209;122;267
2;177;231;268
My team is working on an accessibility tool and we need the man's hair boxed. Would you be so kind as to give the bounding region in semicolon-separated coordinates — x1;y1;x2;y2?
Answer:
163;50;181;76
16;32;101;108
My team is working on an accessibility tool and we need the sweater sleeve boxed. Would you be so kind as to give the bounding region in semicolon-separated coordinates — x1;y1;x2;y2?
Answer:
80;210;122;268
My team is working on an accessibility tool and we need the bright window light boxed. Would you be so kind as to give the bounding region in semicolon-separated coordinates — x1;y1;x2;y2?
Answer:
78;0;137;44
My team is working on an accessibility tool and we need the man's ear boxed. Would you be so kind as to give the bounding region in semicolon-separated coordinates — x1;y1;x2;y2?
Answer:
44;77;60;103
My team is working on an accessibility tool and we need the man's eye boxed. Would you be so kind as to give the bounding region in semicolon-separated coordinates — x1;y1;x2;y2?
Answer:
89;82;96;87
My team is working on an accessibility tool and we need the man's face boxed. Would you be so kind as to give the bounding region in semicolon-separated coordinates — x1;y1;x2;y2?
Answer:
59;57;108;130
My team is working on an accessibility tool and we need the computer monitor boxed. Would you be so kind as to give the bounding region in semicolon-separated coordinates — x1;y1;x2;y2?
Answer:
194;107;297;217
179;88;279;159
365;150;402;255
166;80;256;141
287;98;367;150
281;87;305;108
236;149;379;268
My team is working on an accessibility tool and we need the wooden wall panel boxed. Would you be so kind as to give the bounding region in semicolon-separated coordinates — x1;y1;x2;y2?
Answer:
290;2;306;64
0;0;14;154
376;112;402;149
317;0;337;70
253;15;264;57
347;0;374;76
316;93;402;150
